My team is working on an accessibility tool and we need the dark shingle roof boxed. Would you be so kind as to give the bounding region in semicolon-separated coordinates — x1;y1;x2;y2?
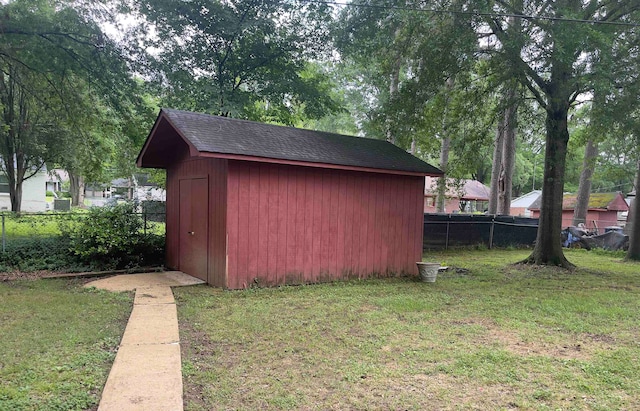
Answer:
150;108;441;175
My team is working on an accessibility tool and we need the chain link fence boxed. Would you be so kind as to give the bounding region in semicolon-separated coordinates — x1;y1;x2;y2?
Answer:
0;211;166;253
423;214;539;250
424;213;635;250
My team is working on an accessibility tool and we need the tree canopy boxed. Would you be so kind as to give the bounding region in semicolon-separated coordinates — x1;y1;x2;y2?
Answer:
130;0;340;124
0;0;147;211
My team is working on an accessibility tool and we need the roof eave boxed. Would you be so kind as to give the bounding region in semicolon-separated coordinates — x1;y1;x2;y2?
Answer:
197;151;441;177
136;109;201;169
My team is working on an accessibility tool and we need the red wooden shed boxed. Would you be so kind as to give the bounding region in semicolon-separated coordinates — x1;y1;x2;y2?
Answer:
137;109;442;289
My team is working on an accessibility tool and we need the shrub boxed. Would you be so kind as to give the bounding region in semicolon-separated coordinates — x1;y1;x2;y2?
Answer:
0;236;78;272
59;202;165;269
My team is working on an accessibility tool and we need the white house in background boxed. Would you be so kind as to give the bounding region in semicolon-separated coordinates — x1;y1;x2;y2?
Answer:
510;190;542;217
46;169;69;193
0;168;47;212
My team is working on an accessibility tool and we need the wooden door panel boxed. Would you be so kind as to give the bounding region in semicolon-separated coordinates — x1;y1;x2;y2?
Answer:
179;178;208;281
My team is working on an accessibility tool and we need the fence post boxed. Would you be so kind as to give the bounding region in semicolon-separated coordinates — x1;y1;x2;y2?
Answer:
489;217;495;249
445;220;450;250
1;214;4;253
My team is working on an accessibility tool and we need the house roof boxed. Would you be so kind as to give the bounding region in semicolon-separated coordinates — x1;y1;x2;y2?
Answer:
510;190;542;208
46;168;69;183
529;192;629;211
137;108;442;176
424;177;490;201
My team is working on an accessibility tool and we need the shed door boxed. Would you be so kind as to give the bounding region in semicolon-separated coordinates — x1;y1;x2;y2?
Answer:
179;178;209;282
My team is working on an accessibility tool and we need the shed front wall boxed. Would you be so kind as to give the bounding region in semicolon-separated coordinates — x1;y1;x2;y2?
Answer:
226;161;424;289
166;155;228;287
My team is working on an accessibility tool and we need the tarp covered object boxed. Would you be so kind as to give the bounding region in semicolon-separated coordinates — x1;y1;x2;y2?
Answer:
582;231;629;251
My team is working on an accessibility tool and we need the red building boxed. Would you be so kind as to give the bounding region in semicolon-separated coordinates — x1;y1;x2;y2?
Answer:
137;109;442;289
423;177;490;213
529;192;629;232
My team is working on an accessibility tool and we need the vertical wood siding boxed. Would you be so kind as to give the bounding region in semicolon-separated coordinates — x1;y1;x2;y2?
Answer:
166;155;228;287
226;161;424;289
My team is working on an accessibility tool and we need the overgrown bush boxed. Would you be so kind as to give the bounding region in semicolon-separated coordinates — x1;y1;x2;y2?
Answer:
0;206;165;272
58;202;165;269
0;237;79;272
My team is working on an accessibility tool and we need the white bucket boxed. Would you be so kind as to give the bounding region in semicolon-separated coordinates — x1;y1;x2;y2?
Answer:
416;262;440;283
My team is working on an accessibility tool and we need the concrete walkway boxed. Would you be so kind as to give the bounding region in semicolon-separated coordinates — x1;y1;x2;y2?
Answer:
85;272;205;411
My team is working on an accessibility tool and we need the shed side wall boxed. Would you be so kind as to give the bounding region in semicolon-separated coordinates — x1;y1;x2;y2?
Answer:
226;161;424;289
166;155;228;287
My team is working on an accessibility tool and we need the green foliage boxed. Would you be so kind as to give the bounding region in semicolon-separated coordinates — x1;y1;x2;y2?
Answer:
58;203;164;268
0;209;165;272
0;0;152;211
0;237;76;272
132;0;339;124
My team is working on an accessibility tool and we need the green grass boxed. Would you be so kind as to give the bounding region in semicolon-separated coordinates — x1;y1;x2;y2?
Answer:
0;212;164;240
0;279;133;411
0;214;63;239
175;249;640;411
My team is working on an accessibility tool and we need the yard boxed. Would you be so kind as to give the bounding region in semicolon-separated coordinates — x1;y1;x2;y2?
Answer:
175;249;640;410
0;249;638;410
0;279;133;411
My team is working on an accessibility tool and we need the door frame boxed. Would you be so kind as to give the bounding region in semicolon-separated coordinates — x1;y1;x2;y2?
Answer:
178;175;209;282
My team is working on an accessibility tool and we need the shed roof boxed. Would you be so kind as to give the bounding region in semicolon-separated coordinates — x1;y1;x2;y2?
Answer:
137;109;442;176
529;192;629;211
510;190;542;208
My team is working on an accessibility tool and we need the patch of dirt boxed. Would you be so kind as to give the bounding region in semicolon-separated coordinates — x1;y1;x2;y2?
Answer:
496;333;589;360
360;372;521;410
0;270;116;286
444;317;613;361
0;270;53;282
179;321;220;410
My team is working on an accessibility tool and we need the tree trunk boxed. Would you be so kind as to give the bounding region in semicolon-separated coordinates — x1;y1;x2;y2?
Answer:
385;29;402;145
489;85;518;215
572;139;598;227
435;77;455;213
435;136;450;213
5;152;27;213
488;116;504;215
523;96;573;267
69;173;85;207
626;158;640;261
9;176;22;212
498;92;517;215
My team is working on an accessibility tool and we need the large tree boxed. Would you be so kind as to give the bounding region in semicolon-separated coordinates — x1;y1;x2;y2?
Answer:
0;0;141;211
131;0;339;124
335;0;492;182
472;1;640;266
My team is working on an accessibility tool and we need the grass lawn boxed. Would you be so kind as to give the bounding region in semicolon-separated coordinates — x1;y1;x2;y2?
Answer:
175;248;640;411
0;279;133;411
